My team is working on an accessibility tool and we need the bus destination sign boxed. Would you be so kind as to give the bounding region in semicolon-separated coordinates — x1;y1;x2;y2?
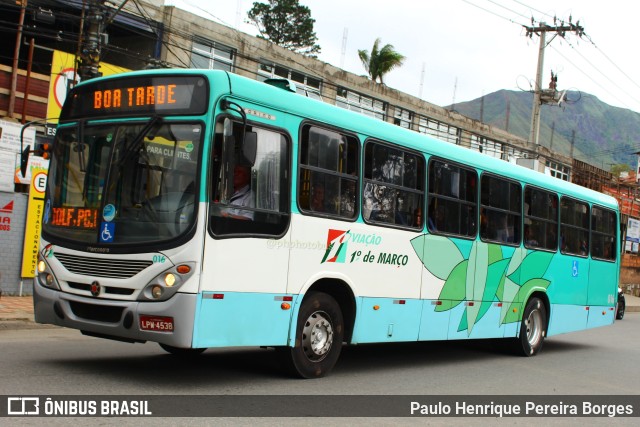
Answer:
50;207;99;229
60;75;208;120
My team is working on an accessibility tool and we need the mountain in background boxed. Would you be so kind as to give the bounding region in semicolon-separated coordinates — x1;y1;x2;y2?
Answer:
449;90;640;169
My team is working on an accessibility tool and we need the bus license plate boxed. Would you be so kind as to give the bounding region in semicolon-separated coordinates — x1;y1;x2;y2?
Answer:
139;315;174;332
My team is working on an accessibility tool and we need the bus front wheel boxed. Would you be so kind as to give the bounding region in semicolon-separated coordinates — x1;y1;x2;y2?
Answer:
279;291;344;378
514;297;546;356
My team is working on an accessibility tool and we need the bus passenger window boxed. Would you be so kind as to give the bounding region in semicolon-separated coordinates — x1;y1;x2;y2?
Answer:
560;198;589;256
363;141;424;229
299;125;359;219
480;174;521;245
427;159;476;237
524;187;558;251
591;207;617;261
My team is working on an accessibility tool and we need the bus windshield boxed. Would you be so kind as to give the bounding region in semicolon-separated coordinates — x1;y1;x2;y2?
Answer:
43;120;202;248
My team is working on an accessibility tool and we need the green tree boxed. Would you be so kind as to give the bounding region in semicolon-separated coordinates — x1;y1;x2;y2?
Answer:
358;38;405;84
247;0;321;57
611;163;632;178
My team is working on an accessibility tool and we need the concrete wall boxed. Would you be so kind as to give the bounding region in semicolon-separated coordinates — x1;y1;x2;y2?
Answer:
0;192;30;295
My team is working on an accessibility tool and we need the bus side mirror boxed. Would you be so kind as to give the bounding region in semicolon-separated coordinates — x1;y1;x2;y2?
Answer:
20;144;30;178
242;131;257;166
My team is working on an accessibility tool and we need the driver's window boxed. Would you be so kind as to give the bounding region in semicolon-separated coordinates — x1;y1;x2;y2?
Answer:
210;120;290;237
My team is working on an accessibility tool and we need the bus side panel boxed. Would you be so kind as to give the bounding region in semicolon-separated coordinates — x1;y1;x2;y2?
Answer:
587;259;618;307
351;297;421;343
447;302;507;339
192;291;296;347
546;255;590;306
586;258;618;329
547;304;589;336
587;306;615;329
418;301;451;341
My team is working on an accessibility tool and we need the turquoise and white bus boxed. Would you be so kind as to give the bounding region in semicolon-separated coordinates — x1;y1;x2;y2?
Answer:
33;69;620;378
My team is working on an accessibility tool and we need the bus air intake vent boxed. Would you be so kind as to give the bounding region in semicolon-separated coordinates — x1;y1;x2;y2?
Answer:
55;253;153;279
69;301;124;323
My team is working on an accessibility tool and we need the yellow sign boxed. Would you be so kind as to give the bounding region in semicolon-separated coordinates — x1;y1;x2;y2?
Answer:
47;50;130;123
21;168;48;278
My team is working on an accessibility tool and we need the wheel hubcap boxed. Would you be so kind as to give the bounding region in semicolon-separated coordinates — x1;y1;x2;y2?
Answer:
525;306;543;350
302;310;334;362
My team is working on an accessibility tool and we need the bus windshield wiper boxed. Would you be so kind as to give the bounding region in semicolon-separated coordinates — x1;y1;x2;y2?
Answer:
122;115;163;164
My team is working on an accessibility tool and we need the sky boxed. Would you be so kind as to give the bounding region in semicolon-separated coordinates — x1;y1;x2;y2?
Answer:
164;0;640;114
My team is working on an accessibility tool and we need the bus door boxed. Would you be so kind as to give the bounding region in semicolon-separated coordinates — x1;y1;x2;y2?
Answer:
546;196;589;335
196;117;292;348
586;207;618;328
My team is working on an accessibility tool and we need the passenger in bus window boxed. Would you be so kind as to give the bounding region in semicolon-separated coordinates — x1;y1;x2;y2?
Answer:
222;164;254;220
580;240;588;255
524;225;539;247
310;183;325;212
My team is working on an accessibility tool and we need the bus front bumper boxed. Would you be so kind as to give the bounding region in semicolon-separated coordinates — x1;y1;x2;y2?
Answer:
33;281;198;348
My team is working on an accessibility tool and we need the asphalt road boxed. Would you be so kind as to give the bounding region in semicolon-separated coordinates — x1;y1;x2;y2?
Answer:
0;315;638;424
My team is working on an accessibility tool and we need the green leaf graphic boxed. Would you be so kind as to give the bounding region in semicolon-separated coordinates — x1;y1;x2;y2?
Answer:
436;260;467;311
488;243;504;265
411;234;464;280
504;278;551;324
478;258;510;321
500;278;520;324
508;251;554;286
458;309;468;332
465;241;488;333
506;247;527;276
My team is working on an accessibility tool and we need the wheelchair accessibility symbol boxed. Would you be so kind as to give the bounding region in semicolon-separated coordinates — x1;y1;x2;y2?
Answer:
572;260;579;277
100;222;115;243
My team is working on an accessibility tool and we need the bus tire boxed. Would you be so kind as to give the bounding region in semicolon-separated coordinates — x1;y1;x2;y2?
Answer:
514;297;546;357
159;343;206;357
280;291;344;378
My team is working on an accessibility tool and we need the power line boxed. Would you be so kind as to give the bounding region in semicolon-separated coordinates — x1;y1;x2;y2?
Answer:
484;0;531;21
460;0;526;25
509;0;554;20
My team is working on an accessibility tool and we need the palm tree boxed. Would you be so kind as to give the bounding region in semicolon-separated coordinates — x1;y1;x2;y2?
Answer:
358;38;406;84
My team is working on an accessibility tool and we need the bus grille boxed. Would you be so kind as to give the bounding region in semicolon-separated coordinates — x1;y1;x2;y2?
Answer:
69;301;124;323
55;253;153;279
68;282;135;296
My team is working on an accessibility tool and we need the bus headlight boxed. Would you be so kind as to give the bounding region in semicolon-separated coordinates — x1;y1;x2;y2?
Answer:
164;273;176;287
139;262;196;301
151;285;164;298
37;254;60;290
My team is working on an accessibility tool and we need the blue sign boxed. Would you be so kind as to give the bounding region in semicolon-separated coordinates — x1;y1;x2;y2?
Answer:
572;260;579;278
100;222;115;243
43;199;50;224
103;204;116;222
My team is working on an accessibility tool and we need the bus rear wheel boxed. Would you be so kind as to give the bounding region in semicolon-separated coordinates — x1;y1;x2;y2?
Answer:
279;291;344;378
514;297;546;356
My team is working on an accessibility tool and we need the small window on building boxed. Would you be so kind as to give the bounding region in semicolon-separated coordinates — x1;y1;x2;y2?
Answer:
257;62;322;98
190;40;235;72
336;87;386;121
394;108;413;129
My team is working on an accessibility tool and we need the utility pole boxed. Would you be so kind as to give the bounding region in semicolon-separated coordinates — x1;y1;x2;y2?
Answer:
524;18;584;145
570;129;576;159
78;0;106;80
8;0;27;118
